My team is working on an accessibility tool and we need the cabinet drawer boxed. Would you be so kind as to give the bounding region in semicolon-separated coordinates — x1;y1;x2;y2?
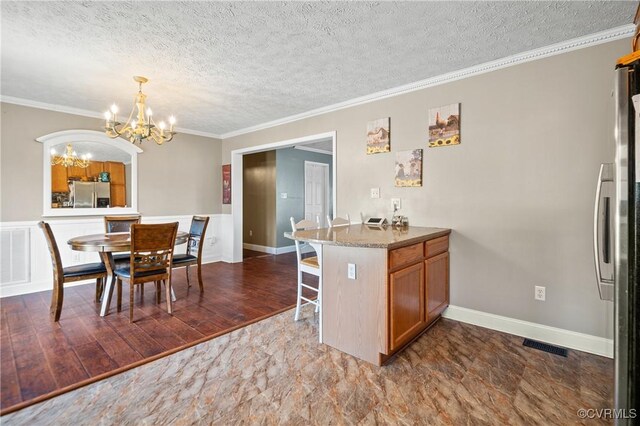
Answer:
389;243;424;270
425;236;448;258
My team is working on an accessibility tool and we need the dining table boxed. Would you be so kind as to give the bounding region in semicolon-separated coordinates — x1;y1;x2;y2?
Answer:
67;231;189;316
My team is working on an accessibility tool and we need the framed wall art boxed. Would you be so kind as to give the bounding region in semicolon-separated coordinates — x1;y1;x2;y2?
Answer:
222;164;231;204
366;117;390;154
428;103;460;148
395;149;422;187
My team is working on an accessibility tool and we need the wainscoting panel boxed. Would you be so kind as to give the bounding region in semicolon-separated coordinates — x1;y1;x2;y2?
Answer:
0;214;230;297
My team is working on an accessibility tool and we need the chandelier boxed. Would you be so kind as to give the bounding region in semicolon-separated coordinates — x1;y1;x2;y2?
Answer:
51;144;91;168
103;76;176;145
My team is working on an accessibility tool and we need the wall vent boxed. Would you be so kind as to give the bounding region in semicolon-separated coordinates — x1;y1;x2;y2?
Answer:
0;228;31;286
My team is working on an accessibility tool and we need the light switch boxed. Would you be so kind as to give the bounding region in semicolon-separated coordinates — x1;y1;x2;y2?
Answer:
347;263;357;280
280;192;288;199
370;188;380;199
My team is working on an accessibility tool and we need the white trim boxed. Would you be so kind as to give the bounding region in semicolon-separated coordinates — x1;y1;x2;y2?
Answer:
36;130;142;217
231;131;337;263
220;25;635;139
294;145;333;155
0;96;223;140
442;305;613;358
242;243;297;255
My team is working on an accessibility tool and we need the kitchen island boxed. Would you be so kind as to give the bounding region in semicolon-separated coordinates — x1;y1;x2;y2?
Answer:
288;224;451;365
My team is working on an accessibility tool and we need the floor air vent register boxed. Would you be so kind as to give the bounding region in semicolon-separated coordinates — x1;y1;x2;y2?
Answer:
522;338;569;357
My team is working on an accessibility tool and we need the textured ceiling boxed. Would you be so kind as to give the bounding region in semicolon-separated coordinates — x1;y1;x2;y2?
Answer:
0;1;635;137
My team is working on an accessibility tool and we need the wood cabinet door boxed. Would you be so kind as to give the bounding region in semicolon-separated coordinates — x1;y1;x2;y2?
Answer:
66;164;86;179
51;164;68;193
110;184;126;207
425;252;449;321
104;161;125;185
86;161;104;180
389;262;425;351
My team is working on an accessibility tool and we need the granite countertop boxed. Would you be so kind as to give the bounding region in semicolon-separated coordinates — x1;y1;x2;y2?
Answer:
285;225;451;249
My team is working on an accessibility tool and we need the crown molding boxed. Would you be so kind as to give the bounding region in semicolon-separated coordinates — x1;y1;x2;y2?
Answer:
220;24;635;139
1;24;634;141
0;96;223;140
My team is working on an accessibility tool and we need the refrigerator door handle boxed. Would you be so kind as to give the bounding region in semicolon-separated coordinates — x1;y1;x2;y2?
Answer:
593;163;614;301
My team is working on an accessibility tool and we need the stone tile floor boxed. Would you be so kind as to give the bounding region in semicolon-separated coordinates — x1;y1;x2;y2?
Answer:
2;308;613;425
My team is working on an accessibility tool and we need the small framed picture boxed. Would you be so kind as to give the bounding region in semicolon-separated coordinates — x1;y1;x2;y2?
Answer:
428;103;460;148
395;149;422;187
222;164;231;204
367;117;390;154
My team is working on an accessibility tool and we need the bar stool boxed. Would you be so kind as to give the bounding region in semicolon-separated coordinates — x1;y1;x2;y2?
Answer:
290;217;323;340
327;214;351;228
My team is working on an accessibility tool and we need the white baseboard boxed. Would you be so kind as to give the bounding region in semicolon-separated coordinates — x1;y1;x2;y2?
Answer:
442;305;613;358
242;243;296;255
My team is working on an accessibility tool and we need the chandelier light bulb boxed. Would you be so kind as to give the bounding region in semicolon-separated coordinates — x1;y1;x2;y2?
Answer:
87;153;92;159
110;104;119;114
169;116;176;125
131;120;137;129
146;107;153;117
104;111;111;120
50;148;57;155
159;121;166;130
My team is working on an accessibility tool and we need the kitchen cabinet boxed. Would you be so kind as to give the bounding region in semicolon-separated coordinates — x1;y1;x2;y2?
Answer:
304;226;451;366
389;261;425;351
426;251;449;321
104;161;126;207
86;161;104;180
66;164;86;180
51;164;68;193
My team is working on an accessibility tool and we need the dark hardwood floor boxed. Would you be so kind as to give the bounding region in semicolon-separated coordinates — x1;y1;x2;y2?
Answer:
0;252;313;413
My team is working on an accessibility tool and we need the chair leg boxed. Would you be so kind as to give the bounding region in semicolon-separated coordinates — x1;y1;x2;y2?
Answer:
50;278;64;322
186;266;191;287
129;283;134;323
294;270;302;321
95;278;103;303
140;282;144;297
116;278;122;312
155;281;161;304
164;279;173;315
197;262;203;293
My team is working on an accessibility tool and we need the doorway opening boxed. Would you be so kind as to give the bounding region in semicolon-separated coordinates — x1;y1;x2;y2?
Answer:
231;131;336;262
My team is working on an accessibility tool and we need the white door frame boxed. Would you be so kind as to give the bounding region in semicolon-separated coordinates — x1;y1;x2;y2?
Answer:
304;161;330;227
231;131;337;263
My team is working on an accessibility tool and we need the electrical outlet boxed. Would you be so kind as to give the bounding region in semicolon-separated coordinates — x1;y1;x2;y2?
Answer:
370;188;380;199
535;286;546;301
249;230;253;237
347;263;357;280
391;198;401;210
208;237;216;247
72;252;81;263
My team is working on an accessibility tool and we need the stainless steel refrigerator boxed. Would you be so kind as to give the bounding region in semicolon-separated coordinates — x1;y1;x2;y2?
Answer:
71;181;110;208
594;62;640;418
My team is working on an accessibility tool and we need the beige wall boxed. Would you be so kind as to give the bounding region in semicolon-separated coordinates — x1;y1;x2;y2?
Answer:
222;39;628;338
243;151;276;247
0;103;221;221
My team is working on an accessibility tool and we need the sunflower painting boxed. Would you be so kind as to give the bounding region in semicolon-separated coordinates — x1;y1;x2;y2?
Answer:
366;117;390;154
428;103;460;148
395;149;422;187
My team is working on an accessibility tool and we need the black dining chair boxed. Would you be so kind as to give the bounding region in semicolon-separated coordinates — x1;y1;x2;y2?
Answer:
171;216;210;292
104;215;141;263
39;221;107;321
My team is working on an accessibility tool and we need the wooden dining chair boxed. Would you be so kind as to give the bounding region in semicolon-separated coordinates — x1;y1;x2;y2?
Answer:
38;222;107;322
171;215;210;292
327;214;351;228
104;215;141;263
114;222;178;322
290;217;321;322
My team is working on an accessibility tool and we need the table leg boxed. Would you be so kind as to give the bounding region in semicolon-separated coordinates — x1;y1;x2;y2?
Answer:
99;252;117;317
